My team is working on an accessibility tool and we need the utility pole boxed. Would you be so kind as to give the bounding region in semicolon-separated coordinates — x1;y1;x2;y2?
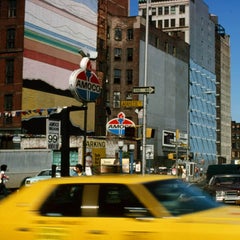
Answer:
142;0;150;175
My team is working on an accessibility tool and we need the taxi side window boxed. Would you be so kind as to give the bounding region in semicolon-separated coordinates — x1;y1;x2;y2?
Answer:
39;184;83;217
98;184;152;218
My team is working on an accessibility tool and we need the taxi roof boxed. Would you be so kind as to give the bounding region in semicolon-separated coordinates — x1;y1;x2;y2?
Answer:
34;174;176;186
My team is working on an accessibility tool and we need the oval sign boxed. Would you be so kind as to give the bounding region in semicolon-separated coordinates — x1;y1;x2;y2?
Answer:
106;112;135;136
69;68;101;102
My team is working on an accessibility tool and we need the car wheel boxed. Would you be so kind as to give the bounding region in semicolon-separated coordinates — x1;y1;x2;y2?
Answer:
19;177;31;188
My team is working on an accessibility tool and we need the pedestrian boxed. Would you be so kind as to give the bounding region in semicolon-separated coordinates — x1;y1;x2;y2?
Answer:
72;164;86;176
0;164;9;196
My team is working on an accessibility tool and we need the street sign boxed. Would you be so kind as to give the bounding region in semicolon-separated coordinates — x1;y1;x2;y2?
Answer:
47;119;60;150
132;86;155;94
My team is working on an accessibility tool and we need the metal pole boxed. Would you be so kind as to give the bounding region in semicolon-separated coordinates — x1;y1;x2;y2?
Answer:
142;0;150;175
82;102;87;172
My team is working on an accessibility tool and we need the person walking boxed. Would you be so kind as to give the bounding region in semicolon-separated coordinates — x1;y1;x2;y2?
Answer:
0;164;9;196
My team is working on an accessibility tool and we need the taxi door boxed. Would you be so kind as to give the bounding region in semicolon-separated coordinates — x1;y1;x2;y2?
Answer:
79;183;171;240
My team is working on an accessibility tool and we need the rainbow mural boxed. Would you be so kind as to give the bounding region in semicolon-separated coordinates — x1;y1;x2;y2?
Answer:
22;0;98;133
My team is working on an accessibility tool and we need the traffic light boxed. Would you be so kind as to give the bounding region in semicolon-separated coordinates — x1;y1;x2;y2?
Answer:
146;128;155;138
125;127;136;138
168;153;176;160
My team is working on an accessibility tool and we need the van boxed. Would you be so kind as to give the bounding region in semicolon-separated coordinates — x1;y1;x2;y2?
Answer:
206;164;240;182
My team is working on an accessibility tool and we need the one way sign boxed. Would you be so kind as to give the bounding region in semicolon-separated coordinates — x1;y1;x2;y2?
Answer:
132;86;155;94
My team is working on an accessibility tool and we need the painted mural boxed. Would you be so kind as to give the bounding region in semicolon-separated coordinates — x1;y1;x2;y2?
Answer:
22;0;98;134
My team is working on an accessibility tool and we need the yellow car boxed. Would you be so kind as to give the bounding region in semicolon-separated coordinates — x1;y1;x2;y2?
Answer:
1;175;240;240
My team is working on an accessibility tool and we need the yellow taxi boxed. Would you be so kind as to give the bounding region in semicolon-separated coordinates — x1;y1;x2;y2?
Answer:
1;174;240;240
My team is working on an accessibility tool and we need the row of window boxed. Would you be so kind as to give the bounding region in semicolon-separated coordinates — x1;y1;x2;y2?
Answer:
113;69;133;85
112;91;133;109
157;18;186;28
110;28;134;41
151;5;186;16
113;48;133;61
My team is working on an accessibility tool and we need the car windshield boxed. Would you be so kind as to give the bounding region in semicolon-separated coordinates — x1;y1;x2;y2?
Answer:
213;176;240;185
144;179;221;216
38;170;60;177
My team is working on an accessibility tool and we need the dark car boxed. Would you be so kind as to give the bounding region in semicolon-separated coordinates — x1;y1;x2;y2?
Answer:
206;164;240;182
204;174;240;204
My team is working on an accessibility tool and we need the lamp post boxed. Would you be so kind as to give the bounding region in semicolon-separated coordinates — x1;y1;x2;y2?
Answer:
118;141;124;173
129;144;135;174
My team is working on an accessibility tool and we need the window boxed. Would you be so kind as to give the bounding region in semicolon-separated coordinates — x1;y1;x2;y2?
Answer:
113;91;120;108
5;59;14;84
158;20;162;28
152;8;156;16
144;179;220;217
164;19;169;28
164;42;169;52
107;26;110;39
126;69;133;85
40;184;84;217
127;28;133;40
158;7;163;15
179;5;185;14
8;0;16;17
6;28;15;49
4;94;13;124
179;18;185;27
114;28;122;41
164;6;169;15
171;6;176;14
4;94;13;111
114;48;122;61
127;48;133;61
114;69;121;84
99;38;104;50
98;184;150;217
126;91;132;100
171;19;176;27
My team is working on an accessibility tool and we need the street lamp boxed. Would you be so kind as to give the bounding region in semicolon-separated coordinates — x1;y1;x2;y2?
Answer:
118;140;124;173
129;144;135;174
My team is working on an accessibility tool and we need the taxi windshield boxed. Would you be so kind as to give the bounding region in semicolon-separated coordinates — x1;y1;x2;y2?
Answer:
144;179;221;216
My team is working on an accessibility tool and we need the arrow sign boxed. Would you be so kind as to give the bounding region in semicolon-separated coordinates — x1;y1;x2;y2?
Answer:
132;86;155;94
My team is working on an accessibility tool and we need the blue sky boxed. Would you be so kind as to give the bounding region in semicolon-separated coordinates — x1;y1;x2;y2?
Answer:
130;0;240;122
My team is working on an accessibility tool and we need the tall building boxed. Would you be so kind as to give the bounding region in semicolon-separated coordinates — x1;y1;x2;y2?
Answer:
0;0;25;148
139;0;231;167
212;15;231;164
95;0;130;136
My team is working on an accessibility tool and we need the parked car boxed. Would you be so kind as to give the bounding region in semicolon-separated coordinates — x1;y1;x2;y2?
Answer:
1;175;240;239
204;174;240;204
25;168;61;186
206;164;240;182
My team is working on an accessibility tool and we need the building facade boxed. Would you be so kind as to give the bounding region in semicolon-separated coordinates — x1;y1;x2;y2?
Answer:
105;13;189;165
0;0;25;148
139;0;231;167
0;0;99;148
232;121;240;161
211;17;231;164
